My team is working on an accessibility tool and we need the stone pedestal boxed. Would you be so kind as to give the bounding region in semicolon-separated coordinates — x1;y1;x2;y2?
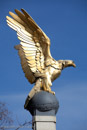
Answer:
24;91;59;130
32;115;56;130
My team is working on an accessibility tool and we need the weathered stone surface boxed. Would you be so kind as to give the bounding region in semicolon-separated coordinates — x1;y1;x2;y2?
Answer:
24;91;59;116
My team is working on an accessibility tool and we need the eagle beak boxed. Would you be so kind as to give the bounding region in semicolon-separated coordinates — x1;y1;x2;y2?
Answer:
72;62;76;67
64;60;76;68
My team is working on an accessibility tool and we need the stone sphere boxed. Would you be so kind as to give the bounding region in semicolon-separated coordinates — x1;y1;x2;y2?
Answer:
25;91;59;116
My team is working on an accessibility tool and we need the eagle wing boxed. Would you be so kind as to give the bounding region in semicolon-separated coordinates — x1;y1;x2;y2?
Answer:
6;9;52;84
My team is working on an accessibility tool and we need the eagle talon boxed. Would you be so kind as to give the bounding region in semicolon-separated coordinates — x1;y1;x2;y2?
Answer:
46;89;55;95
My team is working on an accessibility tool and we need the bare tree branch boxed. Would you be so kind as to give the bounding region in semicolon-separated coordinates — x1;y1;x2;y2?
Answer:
0;102;32;130
0;102;13;130
15;120;32;130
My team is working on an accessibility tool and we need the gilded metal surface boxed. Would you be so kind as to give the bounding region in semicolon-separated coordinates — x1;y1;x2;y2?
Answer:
6;9;76;95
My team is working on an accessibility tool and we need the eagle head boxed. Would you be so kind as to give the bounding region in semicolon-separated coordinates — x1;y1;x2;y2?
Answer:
58;60;76;70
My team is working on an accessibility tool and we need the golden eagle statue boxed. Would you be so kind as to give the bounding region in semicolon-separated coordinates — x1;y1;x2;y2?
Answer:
6;9;76;97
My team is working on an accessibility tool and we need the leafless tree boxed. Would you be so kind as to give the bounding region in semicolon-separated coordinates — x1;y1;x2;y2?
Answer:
0;101;32;130
0;102;13;130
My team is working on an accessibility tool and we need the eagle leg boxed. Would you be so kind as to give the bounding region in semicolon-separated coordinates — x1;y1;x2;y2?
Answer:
42;77;55;95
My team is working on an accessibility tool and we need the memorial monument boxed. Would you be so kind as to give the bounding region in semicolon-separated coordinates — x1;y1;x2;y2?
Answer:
6;9;76;130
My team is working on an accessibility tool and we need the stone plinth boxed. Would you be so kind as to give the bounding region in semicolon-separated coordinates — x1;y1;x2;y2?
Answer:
24;91;59;130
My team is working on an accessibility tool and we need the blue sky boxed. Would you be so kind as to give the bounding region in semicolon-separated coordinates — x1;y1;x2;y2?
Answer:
0;0;87;130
